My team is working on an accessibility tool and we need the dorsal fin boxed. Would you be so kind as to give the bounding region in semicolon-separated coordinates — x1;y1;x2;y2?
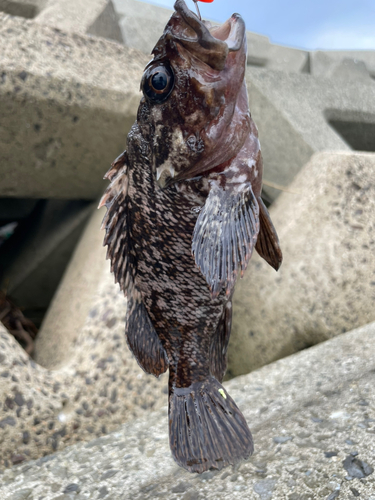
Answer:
99;151;135;294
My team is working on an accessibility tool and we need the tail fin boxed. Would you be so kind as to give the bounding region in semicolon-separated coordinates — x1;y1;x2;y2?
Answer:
169;376;253;473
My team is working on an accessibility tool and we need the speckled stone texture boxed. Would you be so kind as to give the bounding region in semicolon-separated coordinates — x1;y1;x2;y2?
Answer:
0;205;167;468
0;12;148;199
0;321;374;499
229;151;375;377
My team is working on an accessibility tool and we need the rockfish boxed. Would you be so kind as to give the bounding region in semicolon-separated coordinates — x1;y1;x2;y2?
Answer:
100;0;282;473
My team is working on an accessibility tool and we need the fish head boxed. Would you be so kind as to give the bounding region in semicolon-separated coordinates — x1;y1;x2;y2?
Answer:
137;0;250;188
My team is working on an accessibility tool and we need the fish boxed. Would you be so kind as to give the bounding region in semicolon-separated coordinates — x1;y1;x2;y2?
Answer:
99;0;282;473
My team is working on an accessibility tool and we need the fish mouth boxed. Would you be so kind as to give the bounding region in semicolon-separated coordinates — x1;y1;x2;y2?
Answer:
173;0;246;71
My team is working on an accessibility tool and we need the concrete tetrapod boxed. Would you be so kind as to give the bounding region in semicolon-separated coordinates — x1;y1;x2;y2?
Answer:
0;207;167;469
247;69;375;202
228;151;375;378
0;13;148;200
0;321;374;498
35;0;123;42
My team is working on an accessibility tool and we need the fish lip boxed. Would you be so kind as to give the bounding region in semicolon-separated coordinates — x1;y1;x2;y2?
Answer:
212;14;246;53
173;0;246;70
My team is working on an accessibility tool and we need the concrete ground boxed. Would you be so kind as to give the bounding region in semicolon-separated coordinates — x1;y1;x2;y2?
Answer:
0;321;374;499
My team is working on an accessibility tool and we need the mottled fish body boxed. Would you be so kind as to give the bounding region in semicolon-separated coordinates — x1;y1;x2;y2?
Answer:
100;0;282;473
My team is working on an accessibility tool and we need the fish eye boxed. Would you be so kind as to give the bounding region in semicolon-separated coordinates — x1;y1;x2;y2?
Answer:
142;63;174;103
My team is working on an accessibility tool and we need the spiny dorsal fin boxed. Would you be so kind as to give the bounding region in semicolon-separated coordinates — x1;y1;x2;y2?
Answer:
99;151;134;294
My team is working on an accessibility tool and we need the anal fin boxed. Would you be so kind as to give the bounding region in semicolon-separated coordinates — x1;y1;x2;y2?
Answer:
255;197;283;271
210;302;232;383
126;292;169;378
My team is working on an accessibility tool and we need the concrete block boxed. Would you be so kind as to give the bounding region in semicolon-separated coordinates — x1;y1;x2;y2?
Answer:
87;0;123;42
310;51;373;81
33;205;109;368
0;0;46;18
0;207;167;468
331;58;372;81
0;12;148;199
267;43;309;73
1;320;374;497
113;0;174;55
247;67;375;201
229;152;375;377
0;200;93;327
35;0;123;43
312;49;375;79
245;31;270;68
247;31;309;73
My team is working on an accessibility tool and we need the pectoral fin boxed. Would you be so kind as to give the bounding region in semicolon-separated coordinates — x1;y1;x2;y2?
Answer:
192;182;260;298
255;197;283;271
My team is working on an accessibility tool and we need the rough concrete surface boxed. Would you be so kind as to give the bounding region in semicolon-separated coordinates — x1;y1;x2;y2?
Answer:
311;50;375;79
0;321;374;499
0;210;167;468
246;33;309;73
247;68;375;201
113;0;172;55
0;13;148;200
35;0;123;42
310;52;373;82
34;206;111;368
229;151;375;377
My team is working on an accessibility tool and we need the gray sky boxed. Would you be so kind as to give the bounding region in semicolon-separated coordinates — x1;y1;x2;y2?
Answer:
143;0;375;50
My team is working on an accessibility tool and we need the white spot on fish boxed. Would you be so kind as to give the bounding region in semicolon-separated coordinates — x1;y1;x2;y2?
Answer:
229;165;240;173
152;107;163;122
155;127;188;187
246;158;256;169
156;163;176;187
234;174;247;183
